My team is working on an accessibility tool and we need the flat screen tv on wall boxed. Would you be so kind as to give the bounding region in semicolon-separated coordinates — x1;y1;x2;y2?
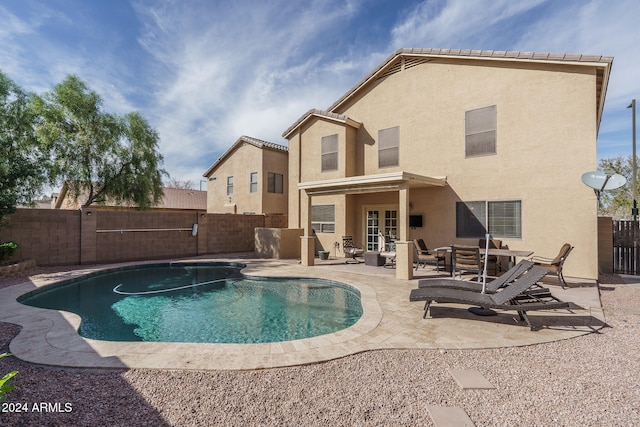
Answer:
409;215;423;228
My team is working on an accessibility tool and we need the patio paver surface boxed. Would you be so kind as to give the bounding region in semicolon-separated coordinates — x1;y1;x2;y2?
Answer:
0;256;605;370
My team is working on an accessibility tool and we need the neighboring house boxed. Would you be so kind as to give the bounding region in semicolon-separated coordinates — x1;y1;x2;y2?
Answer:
283;48;613;280
54;183;206;212
203;135;288;215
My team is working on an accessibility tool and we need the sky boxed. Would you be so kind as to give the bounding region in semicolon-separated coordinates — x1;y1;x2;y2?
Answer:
1;0;639;189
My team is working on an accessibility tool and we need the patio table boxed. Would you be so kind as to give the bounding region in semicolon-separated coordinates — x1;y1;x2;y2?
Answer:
432;246;534;275
480;248;533;270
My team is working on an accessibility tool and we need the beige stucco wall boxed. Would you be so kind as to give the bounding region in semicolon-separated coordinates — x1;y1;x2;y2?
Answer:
255;227;303;259
207;143;288;215
261;149;289;215
288;57;601;279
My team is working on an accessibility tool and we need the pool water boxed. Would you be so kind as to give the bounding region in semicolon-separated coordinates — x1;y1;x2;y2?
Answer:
18;263;363;344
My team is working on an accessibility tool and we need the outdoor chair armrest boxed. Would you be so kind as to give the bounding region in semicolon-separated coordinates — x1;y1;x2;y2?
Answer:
529;255;554;263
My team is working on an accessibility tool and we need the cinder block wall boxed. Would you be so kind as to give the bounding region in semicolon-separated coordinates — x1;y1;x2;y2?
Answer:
95;210;202;263
206;214;265;254
0;209;81;265
1;209;283;266
264;214;288;228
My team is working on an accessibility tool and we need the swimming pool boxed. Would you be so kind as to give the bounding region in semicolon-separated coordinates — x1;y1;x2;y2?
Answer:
17;262;363;344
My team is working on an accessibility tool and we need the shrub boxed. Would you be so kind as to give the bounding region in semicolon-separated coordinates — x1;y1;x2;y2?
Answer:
0;241;19;262
0;353;18;402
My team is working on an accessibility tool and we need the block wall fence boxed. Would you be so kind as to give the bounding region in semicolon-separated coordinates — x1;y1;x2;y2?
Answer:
0;208;287;266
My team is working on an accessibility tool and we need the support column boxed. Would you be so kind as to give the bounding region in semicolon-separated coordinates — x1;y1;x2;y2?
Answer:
300;190;315;266
196;211;208;255
396;184;413;279
80;208;97;265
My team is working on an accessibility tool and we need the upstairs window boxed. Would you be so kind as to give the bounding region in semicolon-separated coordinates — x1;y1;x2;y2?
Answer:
465;105;497;157
226;176;234;195
378;126;399;167
321;134;338;171
268;172;283;194
250;172;258;193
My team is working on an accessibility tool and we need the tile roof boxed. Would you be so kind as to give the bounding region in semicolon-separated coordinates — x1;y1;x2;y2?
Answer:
282;109;362;139
203;135;288;177
54;182;206;210
159;187;207;210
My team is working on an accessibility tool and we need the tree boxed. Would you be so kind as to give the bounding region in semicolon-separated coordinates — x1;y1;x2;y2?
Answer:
0;71;49;224
598;156;635;218
166;178;194;189
32;75;166;208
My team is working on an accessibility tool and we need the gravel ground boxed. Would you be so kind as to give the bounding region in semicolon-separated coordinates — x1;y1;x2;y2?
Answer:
1;267;639;426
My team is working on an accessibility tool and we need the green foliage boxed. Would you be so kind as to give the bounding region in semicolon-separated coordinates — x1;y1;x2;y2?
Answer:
0;353;18;402
0;71;49;224
31;75;166;208
598;156;636;218
0;241;19;262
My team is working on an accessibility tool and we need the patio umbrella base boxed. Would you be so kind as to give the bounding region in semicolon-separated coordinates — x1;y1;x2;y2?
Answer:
468;307;497;316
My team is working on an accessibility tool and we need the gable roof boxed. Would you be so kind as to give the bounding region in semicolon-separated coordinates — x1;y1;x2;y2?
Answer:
284;48;614;137
282;109;362;139
203;135;288;178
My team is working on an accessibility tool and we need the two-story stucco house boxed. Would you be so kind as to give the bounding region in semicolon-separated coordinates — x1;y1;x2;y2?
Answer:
204;135;288;216
283;48;613;280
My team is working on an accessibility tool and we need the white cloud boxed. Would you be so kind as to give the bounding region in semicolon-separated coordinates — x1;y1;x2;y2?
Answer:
131;0;371;183
3;0;638;184
389;0;546;49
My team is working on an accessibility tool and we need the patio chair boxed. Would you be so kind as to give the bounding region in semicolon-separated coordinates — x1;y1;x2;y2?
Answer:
529;243;574;288
342;236;364;264
379;233;396;267
409;266;571;330
451;245;483;282
413;239;446;272
479;238;502;276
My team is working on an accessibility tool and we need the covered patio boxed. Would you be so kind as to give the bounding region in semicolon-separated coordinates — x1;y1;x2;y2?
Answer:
298;171;447;279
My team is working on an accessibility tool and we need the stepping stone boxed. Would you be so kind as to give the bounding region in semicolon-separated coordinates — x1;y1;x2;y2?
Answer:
427;405;475;426
448;368;495;389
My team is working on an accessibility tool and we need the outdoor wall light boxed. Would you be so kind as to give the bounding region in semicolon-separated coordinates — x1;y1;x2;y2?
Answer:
200;213;206;218
86;211;92;216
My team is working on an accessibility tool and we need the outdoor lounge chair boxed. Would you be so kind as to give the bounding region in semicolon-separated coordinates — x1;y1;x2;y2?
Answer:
342;236;364;264
451;245;483;282
409;266;570;330
529;243;574;288
413;239;446;272
418;259;535;292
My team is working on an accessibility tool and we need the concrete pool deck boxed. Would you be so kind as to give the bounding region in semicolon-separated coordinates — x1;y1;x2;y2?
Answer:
0;256;605;371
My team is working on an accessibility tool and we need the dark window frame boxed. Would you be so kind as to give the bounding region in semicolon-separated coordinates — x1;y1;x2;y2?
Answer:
456;200;521;238
268;172;283;194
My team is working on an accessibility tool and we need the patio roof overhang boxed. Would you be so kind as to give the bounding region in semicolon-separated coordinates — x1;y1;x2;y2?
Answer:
298;171;447;196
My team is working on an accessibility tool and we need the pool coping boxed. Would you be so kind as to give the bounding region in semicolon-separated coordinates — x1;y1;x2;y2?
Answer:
0;257;605;371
